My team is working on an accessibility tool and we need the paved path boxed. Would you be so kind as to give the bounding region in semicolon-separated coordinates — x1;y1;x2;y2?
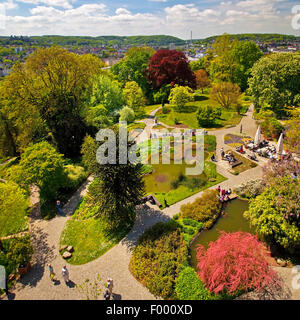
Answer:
3;105;298;300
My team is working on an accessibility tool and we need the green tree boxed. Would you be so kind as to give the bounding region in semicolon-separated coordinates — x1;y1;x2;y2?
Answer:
244;177;300;251
85;104;112;130
122;81;145;112
81;127;145;230
111;47;155;98
231;41;263;91
168;86;194;112
190;58;206;72
209;34;238;83
90;74;124;113
10;141;66;201
119;106;135;123
248;52;300;116
0;182;29;237
210;82;241;109
197;105;220;127
1;47;104;157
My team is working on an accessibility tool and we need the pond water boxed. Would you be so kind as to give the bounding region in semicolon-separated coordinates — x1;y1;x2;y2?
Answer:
190;199;255;269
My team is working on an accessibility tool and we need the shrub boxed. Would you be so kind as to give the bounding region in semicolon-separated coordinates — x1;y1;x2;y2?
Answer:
234;179;262;199
162;106;171;114
130;221;187;299
196;232;280;296
175;267;217;300
260;117;284;139
119;106;135;123
197;105;219;127
1;236;33;276
244;177;300;251
63;164;87;189
180;189;222;229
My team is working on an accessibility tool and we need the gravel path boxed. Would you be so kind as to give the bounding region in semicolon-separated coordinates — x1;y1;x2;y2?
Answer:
4;105;298;300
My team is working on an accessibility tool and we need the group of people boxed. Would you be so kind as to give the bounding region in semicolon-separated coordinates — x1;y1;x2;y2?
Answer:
48;264;114;300
217;186;232;202
48;264;70;284
220;148;237;164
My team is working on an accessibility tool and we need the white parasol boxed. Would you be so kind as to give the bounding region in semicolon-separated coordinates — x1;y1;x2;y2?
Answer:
254;125;261;146
276;133;284;155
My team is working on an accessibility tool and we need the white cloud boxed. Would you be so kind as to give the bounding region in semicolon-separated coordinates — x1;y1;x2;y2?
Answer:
0;1;295;39
3;0;18;10
17;0;75;9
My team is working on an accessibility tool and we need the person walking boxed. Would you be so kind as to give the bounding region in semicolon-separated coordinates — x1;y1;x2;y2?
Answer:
220;148;225;160
104;289;111;300
48;264;56;282
56;200;63;215
62;266;69;284
107;278;114;296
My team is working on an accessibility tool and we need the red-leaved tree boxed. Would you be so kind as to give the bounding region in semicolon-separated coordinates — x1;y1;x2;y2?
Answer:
196;232;280;295
146;49;196;90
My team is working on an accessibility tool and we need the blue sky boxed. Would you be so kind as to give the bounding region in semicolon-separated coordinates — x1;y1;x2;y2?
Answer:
0;0;299;38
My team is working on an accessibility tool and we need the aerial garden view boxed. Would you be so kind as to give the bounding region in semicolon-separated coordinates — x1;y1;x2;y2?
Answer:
0;1;299;311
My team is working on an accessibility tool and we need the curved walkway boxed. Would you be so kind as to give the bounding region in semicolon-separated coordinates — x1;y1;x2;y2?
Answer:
4;106;298;300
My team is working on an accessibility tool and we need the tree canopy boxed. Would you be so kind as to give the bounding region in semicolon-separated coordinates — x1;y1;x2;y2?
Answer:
248;52;300;116
147;49;196;90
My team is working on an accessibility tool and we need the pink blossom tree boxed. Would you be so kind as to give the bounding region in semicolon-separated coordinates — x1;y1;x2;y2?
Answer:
196;232;280;295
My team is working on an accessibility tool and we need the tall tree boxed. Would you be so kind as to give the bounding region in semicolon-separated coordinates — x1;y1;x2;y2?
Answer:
1;47;104;157
111;47;155;98
210;82;241;109
248;52;300;116
146;49;196;90
231;41;263;91
195;69;210;93
168;85;194;112
209;34;237;83
81;128;145;229
122;81;145;112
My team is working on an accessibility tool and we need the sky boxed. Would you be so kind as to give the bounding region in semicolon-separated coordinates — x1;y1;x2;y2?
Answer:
0;0;299;39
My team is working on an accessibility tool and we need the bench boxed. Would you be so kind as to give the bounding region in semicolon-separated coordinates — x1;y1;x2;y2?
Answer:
231;161;242;168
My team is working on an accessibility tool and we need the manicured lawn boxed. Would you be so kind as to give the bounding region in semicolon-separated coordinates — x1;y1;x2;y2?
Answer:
0;206;28;238
135;104;162;119
127;122;146;131
60;200;131;265
156;93;251;129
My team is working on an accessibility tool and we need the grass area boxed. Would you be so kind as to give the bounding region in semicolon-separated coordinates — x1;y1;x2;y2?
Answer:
226;150;257;175
60;199;131;265
135;104;162;120
0;208;28;238
127;122;146;132
156;93;251;130
0;157;18;180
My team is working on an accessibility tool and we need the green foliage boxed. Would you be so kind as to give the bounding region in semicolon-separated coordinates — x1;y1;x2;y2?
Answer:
260;117;284;139
180;189;222;229
234;179;263;199
190;58;206;72
111;47;155;97
63;164;87;190
231;41;263;91
10;141;66;201
175;267;217;300
81;135;98;175
169;86;194;112
244;177;300;251
0;181;29;237
85;104;112;130
248;52;300;116
123;81;145;112
162;106;171;114
90;74;124;113
197;105;220;127
0;236;33;276
176;219;203;243
119;106;135;123
130;221;188;299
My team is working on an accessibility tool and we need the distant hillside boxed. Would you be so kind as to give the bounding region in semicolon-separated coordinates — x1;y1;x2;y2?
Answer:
194;33;300;44
0;35;186;47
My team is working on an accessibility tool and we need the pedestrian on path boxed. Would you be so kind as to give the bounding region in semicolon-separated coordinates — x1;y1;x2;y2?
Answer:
104;289;111;300
62;266;69;284
240;124;243;134
220;148;225;160
48;264;56;282
56;200;63;215
107;278;114;296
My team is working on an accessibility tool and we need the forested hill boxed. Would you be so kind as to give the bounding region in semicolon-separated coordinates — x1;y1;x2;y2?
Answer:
195;33;300;44
0;35;186;47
